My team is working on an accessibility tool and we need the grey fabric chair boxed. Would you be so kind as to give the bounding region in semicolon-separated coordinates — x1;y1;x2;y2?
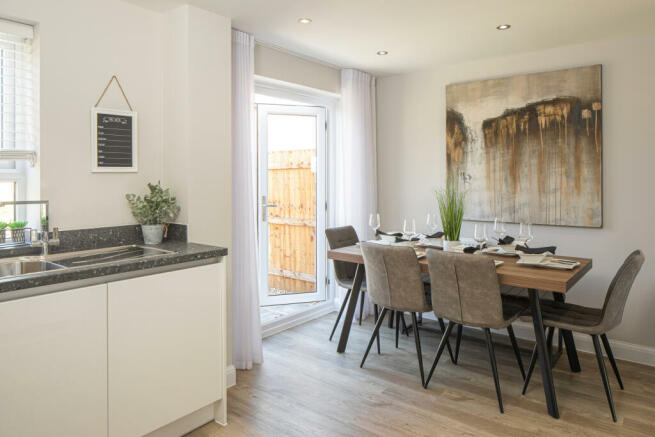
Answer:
424;250;528;413
522;250;645;422
359;242;440;385
325;226;369;341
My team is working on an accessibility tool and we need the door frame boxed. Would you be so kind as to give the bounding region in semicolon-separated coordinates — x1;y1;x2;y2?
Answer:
256;103;327;306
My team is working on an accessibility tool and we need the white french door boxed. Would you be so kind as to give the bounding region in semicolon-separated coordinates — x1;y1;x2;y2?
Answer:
257;104;327;306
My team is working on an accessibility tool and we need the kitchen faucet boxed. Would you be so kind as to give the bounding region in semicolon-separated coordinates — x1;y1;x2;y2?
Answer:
0;200;60;256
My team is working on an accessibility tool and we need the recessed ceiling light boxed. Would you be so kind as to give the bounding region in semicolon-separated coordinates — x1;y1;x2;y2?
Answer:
377;50;388;56
298;18;312;24
496;24;511;30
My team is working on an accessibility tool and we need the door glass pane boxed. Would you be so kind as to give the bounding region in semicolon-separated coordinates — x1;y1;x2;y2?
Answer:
266;114;317;297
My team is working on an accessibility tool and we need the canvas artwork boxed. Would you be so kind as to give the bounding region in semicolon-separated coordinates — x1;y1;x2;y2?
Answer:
446;65;602;227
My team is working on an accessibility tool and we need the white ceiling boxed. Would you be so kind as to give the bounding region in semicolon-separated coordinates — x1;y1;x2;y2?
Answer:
127;0;655;75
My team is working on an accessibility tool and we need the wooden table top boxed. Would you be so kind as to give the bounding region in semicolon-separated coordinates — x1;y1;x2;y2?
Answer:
327;244;592;294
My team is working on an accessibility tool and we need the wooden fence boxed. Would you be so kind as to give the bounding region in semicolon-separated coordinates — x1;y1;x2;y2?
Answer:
267;149;316;295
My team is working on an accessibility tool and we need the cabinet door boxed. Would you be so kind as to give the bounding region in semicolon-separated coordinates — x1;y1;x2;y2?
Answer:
108;263;223;437
0;285;108;437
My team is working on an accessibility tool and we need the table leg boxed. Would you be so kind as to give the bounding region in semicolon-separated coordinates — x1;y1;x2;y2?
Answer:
529;288;559;419
337;264;364;353
553;293;581;372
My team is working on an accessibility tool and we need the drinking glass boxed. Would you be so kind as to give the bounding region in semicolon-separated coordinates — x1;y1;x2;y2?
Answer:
474;223;487;252
403;218;416;239
426;213;439;235
369;213;380;235
493;217;506;242
518;222;533;246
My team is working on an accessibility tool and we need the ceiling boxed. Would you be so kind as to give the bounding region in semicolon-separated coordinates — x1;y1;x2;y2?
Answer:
127;0;655;75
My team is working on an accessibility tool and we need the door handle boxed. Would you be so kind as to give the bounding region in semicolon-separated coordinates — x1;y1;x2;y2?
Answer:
260;196;278;222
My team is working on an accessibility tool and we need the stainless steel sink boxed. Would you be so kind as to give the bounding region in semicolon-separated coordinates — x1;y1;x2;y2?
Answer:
0;260;65;278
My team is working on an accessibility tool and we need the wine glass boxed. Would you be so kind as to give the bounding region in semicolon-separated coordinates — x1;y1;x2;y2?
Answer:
369;213;380;236
426;213;439;235
518;222;533;246
493;217;506;242
403;218;416;239
474;223;487;252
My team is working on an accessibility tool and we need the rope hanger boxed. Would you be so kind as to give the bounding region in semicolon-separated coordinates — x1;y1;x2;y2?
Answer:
94;75;133;111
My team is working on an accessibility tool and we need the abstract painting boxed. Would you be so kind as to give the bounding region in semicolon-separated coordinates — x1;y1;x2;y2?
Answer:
446;65;602;227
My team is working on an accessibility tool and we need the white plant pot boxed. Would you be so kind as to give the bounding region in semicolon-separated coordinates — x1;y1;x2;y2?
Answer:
443;240;461;252
141;224;164;245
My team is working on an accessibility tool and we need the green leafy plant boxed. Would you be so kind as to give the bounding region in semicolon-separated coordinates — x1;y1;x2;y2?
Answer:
0;222;7;230
8;221;28;229
436;177;465;241
126;182;180;225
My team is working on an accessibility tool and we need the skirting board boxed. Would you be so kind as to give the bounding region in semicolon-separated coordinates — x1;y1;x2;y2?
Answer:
422;313;655;367
226;364;236;389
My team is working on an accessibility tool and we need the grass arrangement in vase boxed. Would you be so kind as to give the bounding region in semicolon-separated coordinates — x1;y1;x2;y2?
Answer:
0;222;7;243
436;177;465;251
126;182;180;245
8;221;28;243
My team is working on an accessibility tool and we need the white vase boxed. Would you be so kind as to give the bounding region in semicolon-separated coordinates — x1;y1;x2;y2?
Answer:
443;240;461;252
141;224;164;245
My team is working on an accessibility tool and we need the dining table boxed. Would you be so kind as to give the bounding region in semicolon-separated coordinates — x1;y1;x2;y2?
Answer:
327;243;593;419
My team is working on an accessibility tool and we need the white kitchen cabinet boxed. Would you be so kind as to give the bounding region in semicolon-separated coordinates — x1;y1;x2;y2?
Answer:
108;263;225;437
0;284;108;437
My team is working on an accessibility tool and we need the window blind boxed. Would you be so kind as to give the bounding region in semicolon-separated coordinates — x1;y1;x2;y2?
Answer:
0;19;35;158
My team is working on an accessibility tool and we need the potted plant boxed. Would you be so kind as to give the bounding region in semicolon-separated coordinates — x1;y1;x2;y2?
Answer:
436;177;465;251
126;182;180;245
0;222;7;243
8;221;28;243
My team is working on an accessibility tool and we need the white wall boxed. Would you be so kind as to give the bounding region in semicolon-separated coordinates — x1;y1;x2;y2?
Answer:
377;33;655;353
162;4;233;374
1;0;163;229
255;44;340;94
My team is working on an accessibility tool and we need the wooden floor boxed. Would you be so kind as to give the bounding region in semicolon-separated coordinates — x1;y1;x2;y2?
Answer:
191;315;655;436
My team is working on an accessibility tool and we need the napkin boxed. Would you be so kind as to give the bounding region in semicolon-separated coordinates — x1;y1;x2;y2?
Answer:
515;244;556;254
426;231;444;239
463;245;483;254
376;230;403;237
498;236;515;245
396;236;420;242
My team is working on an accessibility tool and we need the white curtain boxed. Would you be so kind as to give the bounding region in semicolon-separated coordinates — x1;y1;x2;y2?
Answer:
231;29;262;370
336;69;377;321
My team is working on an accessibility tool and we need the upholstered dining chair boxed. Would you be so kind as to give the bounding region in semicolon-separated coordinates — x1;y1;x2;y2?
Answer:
424;250;528;413
521;250;645;422
359;242;445;385
325;226;370;341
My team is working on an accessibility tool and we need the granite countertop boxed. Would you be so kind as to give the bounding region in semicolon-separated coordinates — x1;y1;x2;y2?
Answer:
0;240;228;295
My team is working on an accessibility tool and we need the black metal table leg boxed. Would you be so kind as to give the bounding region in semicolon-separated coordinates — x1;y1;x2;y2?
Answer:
528;288;559;419
337;264;364;353
553;293;581;372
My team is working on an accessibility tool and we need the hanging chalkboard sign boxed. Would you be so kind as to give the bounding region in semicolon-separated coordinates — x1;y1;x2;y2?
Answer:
91;108;138;172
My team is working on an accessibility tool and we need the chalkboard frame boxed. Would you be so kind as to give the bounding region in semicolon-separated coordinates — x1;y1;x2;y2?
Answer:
91;107;138;173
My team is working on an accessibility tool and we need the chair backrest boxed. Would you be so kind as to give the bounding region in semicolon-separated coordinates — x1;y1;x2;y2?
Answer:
360;242;430;312
325;226;359;284
599;250;645;332
426;250;505;329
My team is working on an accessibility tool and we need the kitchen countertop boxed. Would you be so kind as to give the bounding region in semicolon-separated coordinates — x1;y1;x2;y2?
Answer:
0;240;228;296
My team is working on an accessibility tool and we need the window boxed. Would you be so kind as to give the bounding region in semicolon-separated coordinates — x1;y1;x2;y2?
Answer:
0;19;36;222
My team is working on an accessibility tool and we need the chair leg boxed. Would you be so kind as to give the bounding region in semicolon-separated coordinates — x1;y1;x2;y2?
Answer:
361;308;388;368
388;310;394;328
507;325;526;380
358;291;365;325
454;323;463;364
484;328;504;413
329;289;351;341
401;312;409;336
523;327;554;394
424;321;455;388
592;335;618;422
437;318;456;364
395;311;401;348
601;334;624;390
411;313;425;386
374;304;380;354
